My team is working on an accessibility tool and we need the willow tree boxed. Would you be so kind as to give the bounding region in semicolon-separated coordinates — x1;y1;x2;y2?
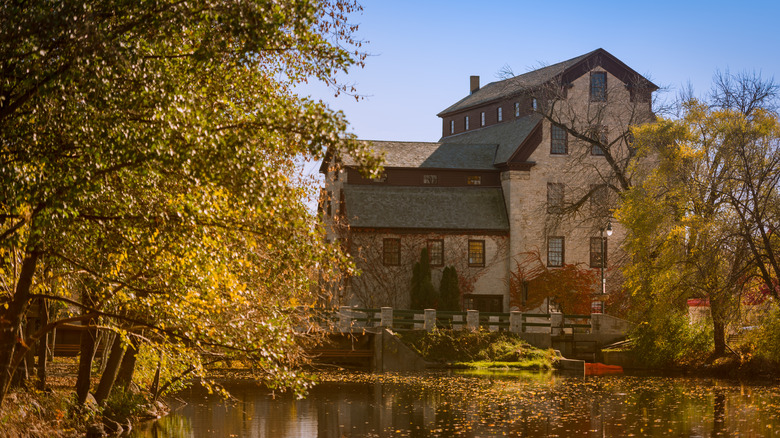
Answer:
618;94;779;357
0;0;380;405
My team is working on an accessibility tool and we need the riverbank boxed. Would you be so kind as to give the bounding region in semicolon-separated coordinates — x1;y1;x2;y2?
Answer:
395;329;557;370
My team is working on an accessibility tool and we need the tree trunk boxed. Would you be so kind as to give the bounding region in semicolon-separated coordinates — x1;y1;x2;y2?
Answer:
0;251;40;405
75;320;97;404
36;298;49;390
94;335;126;405
114;336;139;390
710;298;727;357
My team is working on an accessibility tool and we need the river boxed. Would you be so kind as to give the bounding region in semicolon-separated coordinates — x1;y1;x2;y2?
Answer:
129;370;780;437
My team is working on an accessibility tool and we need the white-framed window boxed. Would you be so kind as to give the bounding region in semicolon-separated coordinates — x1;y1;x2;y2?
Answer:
497;107;503;122
480;111;485;126
547;237;564;267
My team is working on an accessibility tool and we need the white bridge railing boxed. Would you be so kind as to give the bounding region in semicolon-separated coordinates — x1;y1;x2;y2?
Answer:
311;307;629;336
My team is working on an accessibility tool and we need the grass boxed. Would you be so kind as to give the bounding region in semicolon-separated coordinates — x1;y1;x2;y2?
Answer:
396;329;556;370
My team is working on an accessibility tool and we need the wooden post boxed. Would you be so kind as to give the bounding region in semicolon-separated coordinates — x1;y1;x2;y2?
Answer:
35;298;49;390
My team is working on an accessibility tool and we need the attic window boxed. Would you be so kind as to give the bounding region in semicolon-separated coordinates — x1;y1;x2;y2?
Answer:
424;174;438;184
450;120;455;134
465;116;469;130
480;111;485;127
532;98;538;111
514;102;520;117
591;72;607;102
497;107;503;122
467;176;481;185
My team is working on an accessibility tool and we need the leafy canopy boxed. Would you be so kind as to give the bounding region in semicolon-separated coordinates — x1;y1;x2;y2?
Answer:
0;0;379;399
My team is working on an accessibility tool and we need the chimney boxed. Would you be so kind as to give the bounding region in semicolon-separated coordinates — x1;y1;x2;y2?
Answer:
470;75;480;94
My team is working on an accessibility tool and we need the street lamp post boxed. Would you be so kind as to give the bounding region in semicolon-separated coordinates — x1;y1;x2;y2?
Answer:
599;220;613;309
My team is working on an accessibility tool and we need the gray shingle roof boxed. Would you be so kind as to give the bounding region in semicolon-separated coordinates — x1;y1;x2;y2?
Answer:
343;141;498;170
438;50;597;116
343;185;509;231
443;114;542;165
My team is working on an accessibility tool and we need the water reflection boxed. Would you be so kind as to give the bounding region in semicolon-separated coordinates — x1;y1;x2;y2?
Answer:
130;371;780;437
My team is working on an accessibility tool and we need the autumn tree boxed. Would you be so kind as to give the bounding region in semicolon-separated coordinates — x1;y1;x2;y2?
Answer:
0;0;379;406
618;72;780;356
508;251;596;315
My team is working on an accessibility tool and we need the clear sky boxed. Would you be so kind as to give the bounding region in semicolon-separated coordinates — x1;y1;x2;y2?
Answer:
300;0;780;144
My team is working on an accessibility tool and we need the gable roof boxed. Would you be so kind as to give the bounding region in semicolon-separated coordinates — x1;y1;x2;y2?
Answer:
343;185;509;231
438;48;658;116
341;140;498;170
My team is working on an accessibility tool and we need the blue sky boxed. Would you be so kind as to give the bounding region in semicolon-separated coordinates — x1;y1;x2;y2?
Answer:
300;0;780;144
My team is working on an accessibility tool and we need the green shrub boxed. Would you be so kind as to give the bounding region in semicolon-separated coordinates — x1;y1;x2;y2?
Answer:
629;311;712;367
753;306;780;363
397;329;550;365
103;388;147;422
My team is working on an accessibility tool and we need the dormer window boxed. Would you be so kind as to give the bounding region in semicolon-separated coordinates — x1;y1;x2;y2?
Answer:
450;120;455;134
590;72;607;102
497;107;503;122
465;116;469;130
514;102;520;117
480;111;485;127
532;98;538;111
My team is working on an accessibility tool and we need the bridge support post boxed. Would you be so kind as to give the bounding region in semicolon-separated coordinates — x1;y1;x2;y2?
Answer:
509;311;522;334
339;306;351;332
551;312;563;336
466;310;479;331
380;307;393;328
424;309;436;332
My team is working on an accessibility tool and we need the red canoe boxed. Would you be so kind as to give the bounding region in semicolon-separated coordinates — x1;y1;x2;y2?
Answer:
585;363;624;375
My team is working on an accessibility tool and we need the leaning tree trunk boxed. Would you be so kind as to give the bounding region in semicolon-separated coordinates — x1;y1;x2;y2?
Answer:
0;251;40;406
75;316;97;404
94;334;126;405
114;335;139;390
